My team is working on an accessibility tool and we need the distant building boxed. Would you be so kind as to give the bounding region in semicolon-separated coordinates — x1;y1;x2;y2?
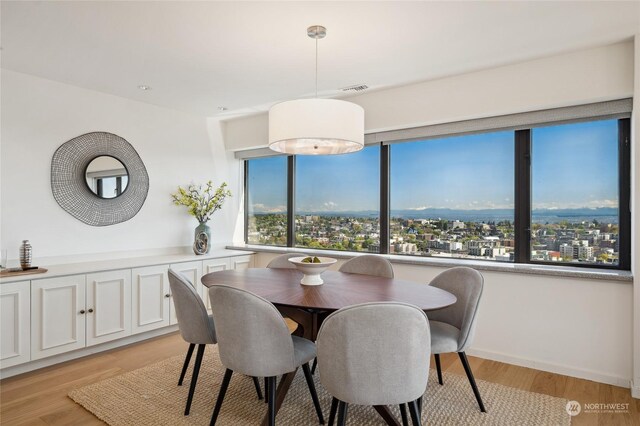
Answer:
559;244;573;259
575;245;593;260
450;220;465;229
394;242;417;253
503;239;515;247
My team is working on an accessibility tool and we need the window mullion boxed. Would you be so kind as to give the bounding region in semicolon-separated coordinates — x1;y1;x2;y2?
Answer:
287;155;296;247
514;129;531;263
243;160;249;244
380;144;390;254
618;118;631;269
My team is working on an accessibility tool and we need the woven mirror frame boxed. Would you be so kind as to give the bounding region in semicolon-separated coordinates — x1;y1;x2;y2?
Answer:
51;132;149;226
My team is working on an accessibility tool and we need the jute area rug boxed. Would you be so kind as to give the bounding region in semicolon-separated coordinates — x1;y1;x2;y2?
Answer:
69;347;570;425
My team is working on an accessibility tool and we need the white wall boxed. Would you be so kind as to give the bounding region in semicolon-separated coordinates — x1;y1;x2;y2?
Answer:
253;252;633;388
0;70;238;263
224;41;634;151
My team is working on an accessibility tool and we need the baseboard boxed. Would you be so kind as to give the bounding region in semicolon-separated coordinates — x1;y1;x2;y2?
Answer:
631;381;640;399
466;347;631;389
0;325;179;379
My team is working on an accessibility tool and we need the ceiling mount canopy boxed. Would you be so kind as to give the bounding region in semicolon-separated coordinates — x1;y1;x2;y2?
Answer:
269;25;364;155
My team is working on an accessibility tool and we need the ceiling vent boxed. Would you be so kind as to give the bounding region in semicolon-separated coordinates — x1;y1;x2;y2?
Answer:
340;84;369;92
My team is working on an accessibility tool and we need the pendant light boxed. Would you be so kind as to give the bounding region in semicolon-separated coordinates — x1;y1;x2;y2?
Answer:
268;25;365;155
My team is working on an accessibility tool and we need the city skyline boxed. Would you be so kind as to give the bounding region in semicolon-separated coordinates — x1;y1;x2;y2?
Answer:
248;119;618;214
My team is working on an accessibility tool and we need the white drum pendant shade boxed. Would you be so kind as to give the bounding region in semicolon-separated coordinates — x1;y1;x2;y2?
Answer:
269;98;365;155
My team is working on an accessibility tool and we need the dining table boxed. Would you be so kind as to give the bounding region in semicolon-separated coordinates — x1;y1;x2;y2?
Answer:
201;267;457;426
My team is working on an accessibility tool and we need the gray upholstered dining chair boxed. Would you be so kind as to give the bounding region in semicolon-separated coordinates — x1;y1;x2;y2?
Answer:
168;270;263;416
207;285;324;426
266;252;307;353
316;302;431;426
266;252;308;269
428;266;486;412
311;254;395;375
338;254;394;278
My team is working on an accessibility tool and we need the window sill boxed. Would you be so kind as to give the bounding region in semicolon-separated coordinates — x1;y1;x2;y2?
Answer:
226;244;633;283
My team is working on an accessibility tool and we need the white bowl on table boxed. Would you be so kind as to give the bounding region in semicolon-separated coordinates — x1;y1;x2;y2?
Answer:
288;256;337;286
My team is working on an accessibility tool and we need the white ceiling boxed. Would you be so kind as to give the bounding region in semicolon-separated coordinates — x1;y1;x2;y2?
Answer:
2;1;639;118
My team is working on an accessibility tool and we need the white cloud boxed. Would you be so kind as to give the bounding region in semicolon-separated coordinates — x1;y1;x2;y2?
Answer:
533;199;618;209
251;203;286;213
323;201;337;209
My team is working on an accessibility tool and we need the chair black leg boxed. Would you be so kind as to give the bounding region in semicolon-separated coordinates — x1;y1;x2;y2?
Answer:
458;352;486;413
408;400;421;426
264;377;269;404
336;400;348;426
185;344;205;415
311;357;318;374
302;363;325;424
417;396;422;417
267;376;277;426
210;368;233;426
434;354;443;385
399;403;409;426
252;376;263;400
328;397;338;426
178;343;195;386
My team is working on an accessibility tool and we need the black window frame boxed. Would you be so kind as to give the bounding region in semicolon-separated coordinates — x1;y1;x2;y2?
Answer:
244;117;631;271
244;156;290;247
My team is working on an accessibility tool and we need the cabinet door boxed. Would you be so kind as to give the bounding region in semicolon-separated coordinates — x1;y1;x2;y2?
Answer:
131;265;170;334
201;258;230;312
31;275;86;360
168;261;203;325
86;270;132;346
230;255;253;270
1;282;31;368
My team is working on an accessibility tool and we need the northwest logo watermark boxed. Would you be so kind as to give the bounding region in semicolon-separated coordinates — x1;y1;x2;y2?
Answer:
565;401;581;416
565;400;630;416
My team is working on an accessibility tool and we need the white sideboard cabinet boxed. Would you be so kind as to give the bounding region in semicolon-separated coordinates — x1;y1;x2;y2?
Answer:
1;282;31;368
86;270;132;346
31;275;87;360
0;250;254;377
200;255;253;311
131;265;171;334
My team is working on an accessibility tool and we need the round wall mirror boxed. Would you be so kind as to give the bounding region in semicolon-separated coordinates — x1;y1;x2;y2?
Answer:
52;132;149;226
85;156;129;199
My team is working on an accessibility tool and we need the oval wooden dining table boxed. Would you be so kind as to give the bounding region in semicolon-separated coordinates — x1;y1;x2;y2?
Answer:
202;268;457;426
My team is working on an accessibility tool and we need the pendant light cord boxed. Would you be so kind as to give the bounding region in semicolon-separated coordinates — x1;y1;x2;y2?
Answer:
315;37;318;98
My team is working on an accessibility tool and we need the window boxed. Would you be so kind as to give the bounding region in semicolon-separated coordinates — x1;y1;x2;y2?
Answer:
531;120;622;266
243;106;631;270
295;146;380;252
246;156;288;246
390;131;514;260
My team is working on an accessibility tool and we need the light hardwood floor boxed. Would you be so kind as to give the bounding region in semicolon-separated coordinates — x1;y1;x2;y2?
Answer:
1;331;638;425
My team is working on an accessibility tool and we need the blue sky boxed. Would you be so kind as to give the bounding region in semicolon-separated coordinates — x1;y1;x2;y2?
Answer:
390;131;514;211
247;156;288;213
296;147;379;212
532;119;618;209
248;119;618;213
